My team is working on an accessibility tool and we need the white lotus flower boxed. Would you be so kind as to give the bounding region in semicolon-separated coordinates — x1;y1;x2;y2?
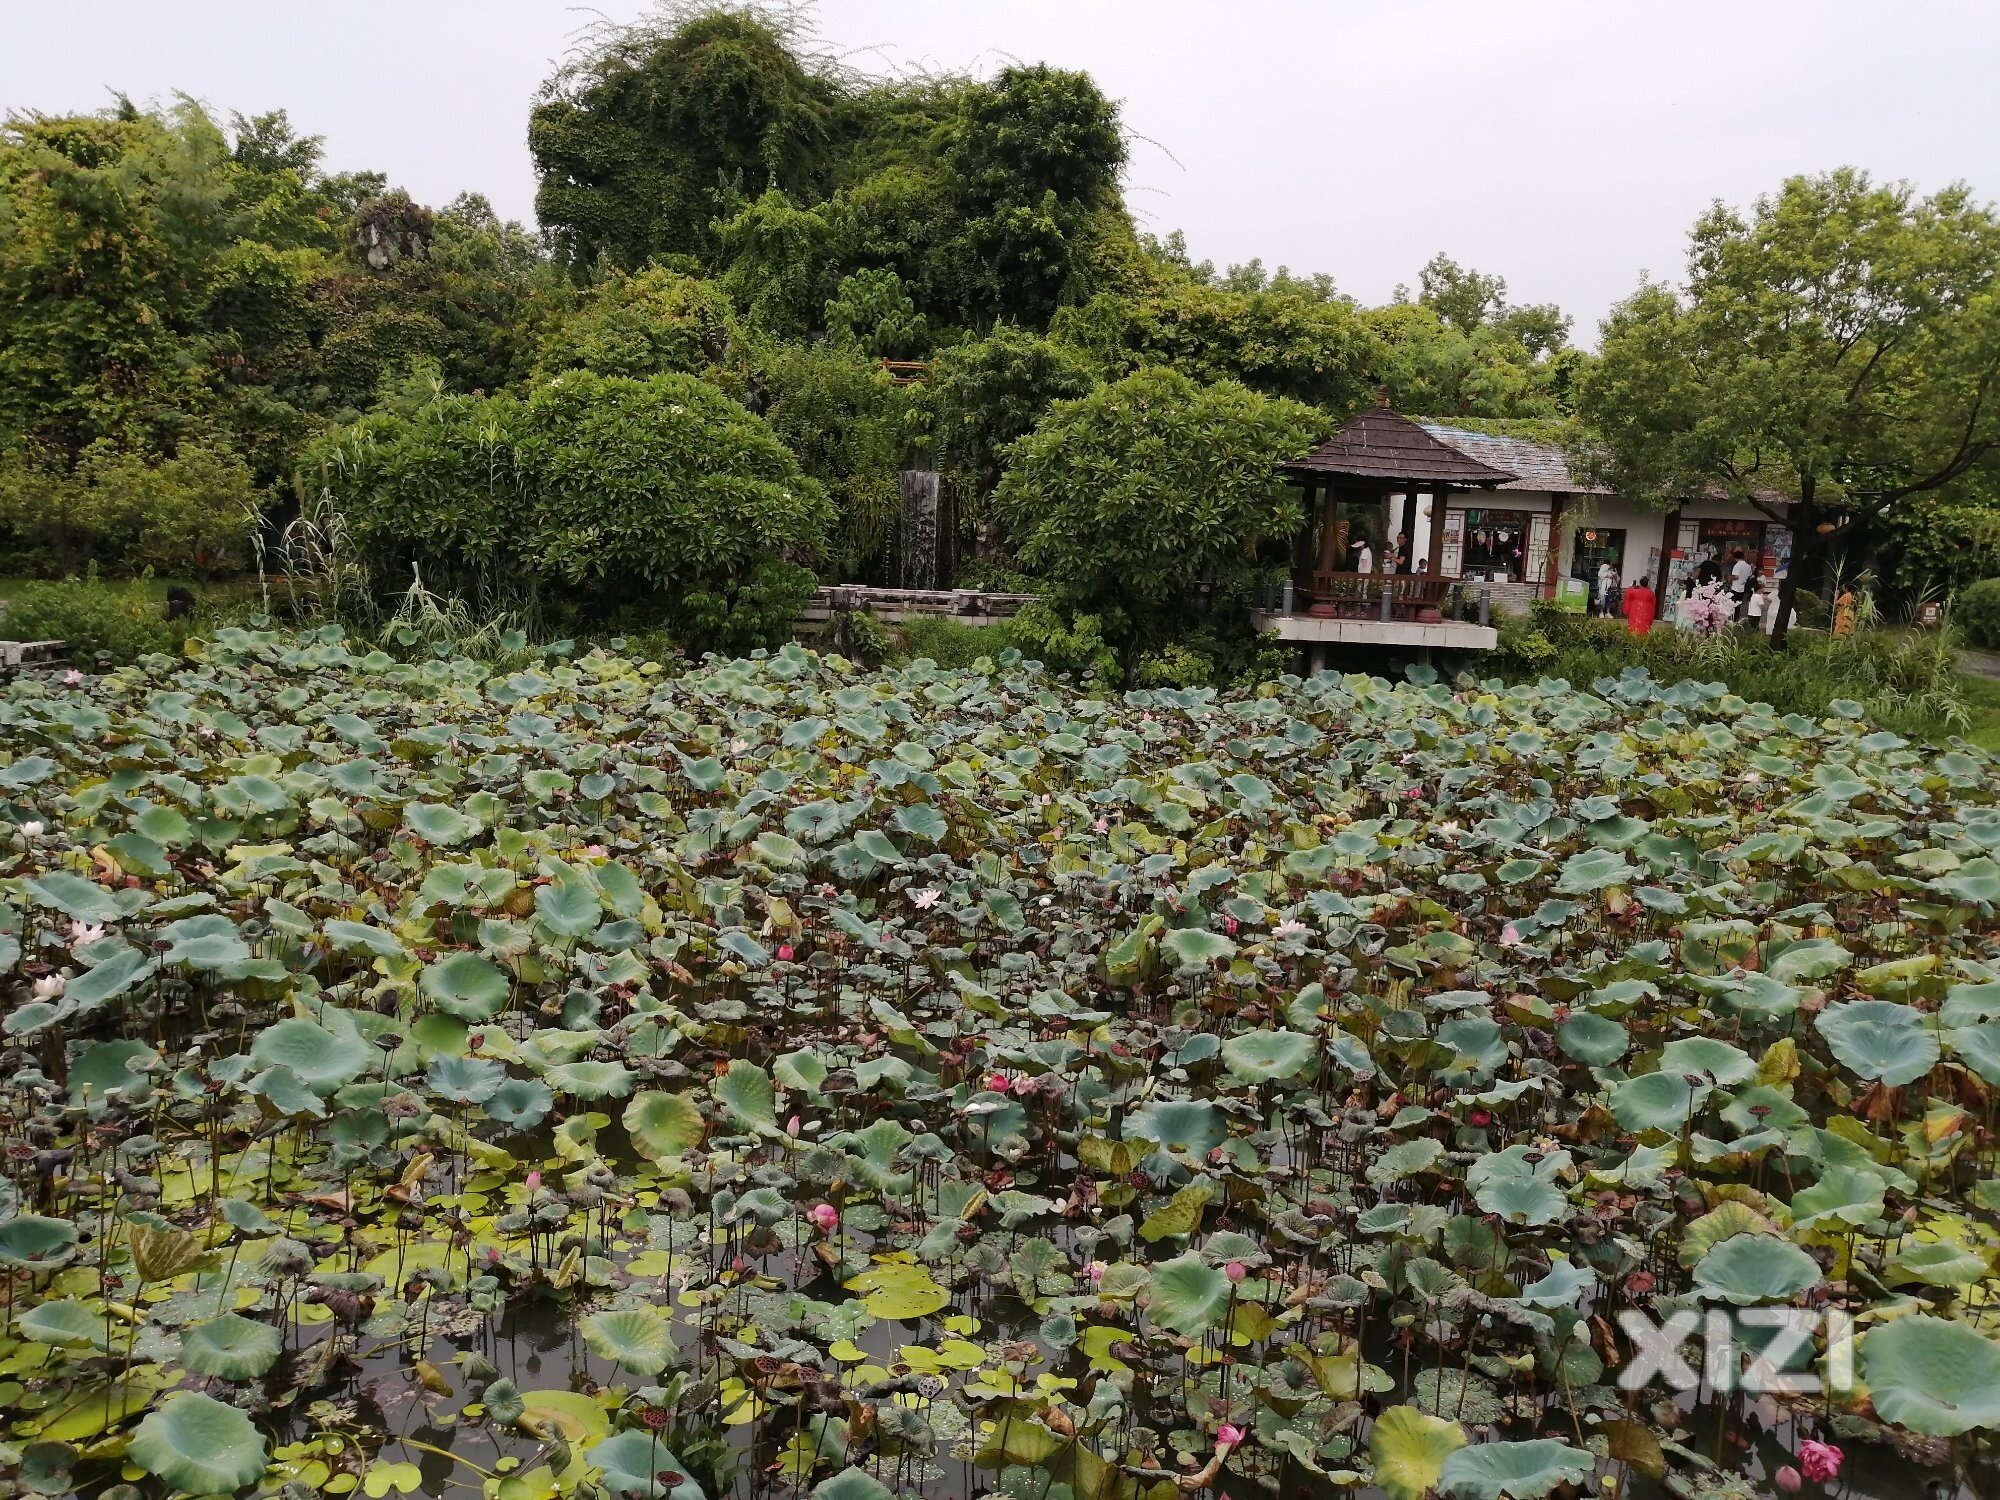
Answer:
18;821;43;839
32;974;65;1000
1272;920;1310;940
910;888;940;909
68;921;107;949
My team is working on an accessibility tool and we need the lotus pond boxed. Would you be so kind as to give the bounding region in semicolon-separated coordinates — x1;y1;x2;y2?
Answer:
4;628;2000;1500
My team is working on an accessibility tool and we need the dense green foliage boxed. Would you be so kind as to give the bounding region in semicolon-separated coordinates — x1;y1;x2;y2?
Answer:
4;632;2000;1499
1579;169;2000;639
300;371;830;650
1957;577;2000;650
996;369;1324;669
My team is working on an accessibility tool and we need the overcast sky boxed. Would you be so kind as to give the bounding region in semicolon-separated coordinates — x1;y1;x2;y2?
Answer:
8;1;1998;340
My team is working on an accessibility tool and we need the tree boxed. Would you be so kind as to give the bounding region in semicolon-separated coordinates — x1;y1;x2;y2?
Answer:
1578;170;2000;642
529;7;848;269
995;367;1324;672
929;325;1098;556
1053;281;1374;410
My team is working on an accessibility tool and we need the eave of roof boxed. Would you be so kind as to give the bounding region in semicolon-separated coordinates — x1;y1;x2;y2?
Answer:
1284;405;1516;487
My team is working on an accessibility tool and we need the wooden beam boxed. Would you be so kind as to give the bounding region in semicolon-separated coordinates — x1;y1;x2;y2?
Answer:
1655;503;1682;596
1427;486;1450;576
1547;492;1567;591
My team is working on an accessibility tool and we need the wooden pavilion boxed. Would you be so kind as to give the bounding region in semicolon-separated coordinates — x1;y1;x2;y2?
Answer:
1282;396;1516;619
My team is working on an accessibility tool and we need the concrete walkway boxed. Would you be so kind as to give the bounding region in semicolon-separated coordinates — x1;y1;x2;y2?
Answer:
1963;648;2000;682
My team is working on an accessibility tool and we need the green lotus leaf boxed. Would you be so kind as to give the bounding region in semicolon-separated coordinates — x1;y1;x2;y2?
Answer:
1690;1233;1822;1304
20;1299;108;1349
543;1060;636;1099
1555;848;1634;895
249;1013;372;1093
1437;1439;1593;1499
1947;1022;2000;1085
1220;1028;1316;1083
1886;1239;1991;1288
588;1432;705;1500
128;1391;269;1494
1556;1011;1629;1067
1472;1175;1567;1227
812;1469;891;1500
1816;1001;1940;1086
0;1214;79;1268
1128;1098;1225;1157
1369;1405;1467;1500
1146;1252;1233;1335
713;1059;777;1132
1656;1037;1756;1086
181;1313;284;1379
22;872;123;924
420;952;512;1021
483;1078;554;1129
69;1038;156;1105
160;913;253;972
535;880;602;937
581;1307;676;1376
403;802;482;845
426;1053;505;1104
65;947;154;1011
1766;936;1853;983
1161;927;1236;969
624;1090;705;1158
1862;1314;2000;1435
1789;1164;1887;1230
1607;1071;1709;1133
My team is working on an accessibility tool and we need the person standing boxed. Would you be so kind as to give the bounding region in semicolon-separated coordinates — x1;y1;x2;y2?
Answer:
1353;537;1374;574
1621;576;1656;636
1596;559;1619;616
1728;549;1754;619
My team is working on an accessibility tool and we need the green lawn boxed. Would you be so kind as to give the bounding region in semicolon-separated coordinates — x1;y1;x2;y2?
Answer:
1957;671;2000;750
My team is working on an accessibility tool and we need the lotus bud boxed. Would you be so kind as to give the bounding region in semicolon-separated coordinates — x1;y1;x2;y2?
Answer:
1216;1424;1244;1449
808;1203;839;1231
1773;1468;1802;1495
1225;1261;1247;1283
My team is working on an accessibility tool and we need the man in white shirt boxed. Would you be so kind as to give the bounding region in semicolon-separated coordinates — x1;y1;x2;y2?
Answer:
1727;550;1754;619
1353;538;1374;574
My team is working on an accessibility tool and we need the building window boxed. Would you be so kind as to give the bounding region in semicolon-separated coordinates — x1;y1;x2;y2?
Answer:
1457;508;1532;581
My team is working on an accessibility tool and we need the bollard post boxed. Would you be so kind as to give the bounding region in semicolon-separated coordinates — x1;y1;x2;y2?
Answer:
1379;579;1392;623
1478;588;1491;627
1281;578;1295;615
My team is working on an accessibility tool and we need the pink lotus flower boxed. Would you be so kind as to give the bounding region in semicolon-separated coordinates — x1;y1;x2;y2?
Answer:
786;1115;801;1137
986;1072;1011;1094
1085;1261;1106;1284
524;1170;542;1192
1797;1442;1842;1483
1468;1109;1493;1128
63;669;83;686
1404;786;1422;799
1216;1424;1244;1449
777;943;795;961
1094;817;1108;833
1773;1467;1802;1495
1223;916;1238;935
1499;923;1522;947
1225;1261;1247;1283
808;1203;839;1231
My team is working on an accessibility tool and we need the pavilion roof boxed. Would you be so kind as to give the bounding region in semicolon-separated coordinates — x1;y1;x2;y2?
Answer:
1284;403;1516;487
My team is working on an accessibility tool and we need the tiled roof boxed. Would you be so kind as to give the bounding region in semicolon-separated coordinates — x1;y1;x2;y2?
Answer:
1284;405;1516;486
1417;423;1612;494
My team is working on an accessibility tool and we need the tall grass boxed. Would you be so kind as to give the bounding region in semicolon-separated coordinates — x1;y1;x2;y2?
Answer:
1490;605;1971;738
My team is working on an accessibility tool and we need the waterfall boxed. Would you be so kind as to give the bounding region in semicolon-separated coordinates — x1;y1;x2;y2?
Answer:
899;469;941;590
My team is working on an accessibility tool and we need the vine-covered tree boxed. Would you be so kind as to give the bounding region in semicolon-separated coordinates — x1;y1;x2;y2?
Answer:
529;7;849;269
1578;170;2000;642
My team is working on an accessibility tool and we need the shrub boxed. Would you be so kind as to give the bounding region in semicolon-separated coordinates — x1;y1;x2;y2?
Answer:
303;372;833;638
0;441;259;578
0;574;264;664
1958;577;2000;649
893;615;1019;669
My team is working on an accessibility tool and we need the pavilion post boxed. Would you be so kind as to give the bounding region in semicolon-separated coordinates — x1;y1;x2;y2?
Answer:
1427;485;1450;576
